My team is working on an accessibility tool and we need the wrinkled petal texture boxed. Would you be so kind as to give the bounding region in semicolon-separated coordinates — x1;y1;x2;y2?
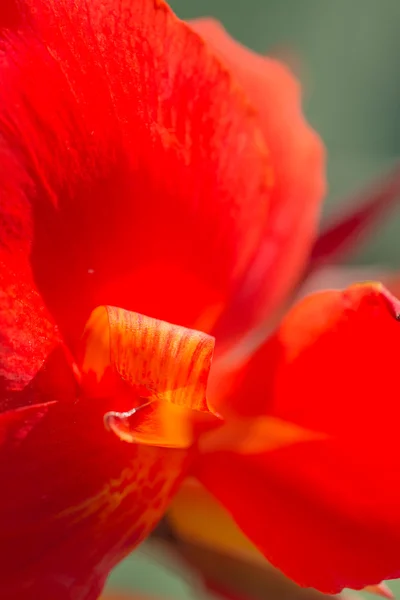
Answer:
196;284;400;593
0;138;61;400
0;251;61;404
190;18;325;350
0;0;273;368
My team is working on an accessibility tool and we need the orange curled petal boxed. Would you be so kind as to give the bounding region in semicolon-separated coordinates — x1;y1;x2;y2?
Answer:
80;306;215;412
196;283;400;593
105;401;195;449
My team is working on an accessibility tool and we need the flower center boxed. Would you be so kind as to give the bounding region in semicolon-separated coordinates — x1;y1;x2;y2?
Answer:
77;305;217;448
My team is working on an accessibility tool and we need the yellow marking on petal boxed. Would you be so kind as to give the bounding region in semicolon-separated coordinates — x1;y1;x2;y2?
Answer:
200;416;326;455
55;448;186;547
80;306;215;412
55;465;140;526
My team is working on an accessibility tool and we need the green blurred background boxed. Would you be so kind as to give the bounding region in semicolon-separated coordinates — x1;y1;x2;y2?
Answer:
171;0;400;268
106;1;400;597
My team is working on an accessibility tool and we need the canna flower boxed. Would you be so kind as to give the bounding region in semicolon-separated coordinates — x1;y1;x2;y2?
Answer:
1;1;400;600
0;0;323;597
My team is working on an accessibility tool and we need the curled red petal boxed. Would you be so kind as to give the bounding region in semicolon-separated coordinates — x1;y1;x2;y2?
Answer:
196;283;400;593
1;0;273;355
190;18;325;350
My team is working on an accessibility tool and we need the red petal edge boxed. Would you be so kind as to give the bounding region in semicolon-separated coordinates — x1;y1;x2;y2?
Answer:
195;283;400;593
190;18;325;350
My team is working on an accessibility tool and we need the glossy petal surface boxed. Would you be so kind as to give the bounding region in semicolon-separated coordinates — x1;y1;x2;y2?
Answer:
190;18;325;350
0;1;326;597
196;284;400;593
0;0;272;355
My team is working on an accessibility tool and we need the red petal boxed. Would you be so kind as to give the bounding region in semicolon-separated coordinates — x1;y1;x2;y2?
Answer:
309;165;400;271
0;394;188;600
195;284;400;593
0;305;218;597
0;249;61;408
168;479;263;563
0;78;72;409
0;2;20;28
167;482;335;600
0;166;78;411
190;18;325;350
1;0;273;353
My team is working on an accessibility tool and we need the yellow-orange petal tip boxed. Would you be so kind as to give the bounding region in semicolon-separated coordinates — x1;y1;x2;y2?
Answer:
80;306;215;410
